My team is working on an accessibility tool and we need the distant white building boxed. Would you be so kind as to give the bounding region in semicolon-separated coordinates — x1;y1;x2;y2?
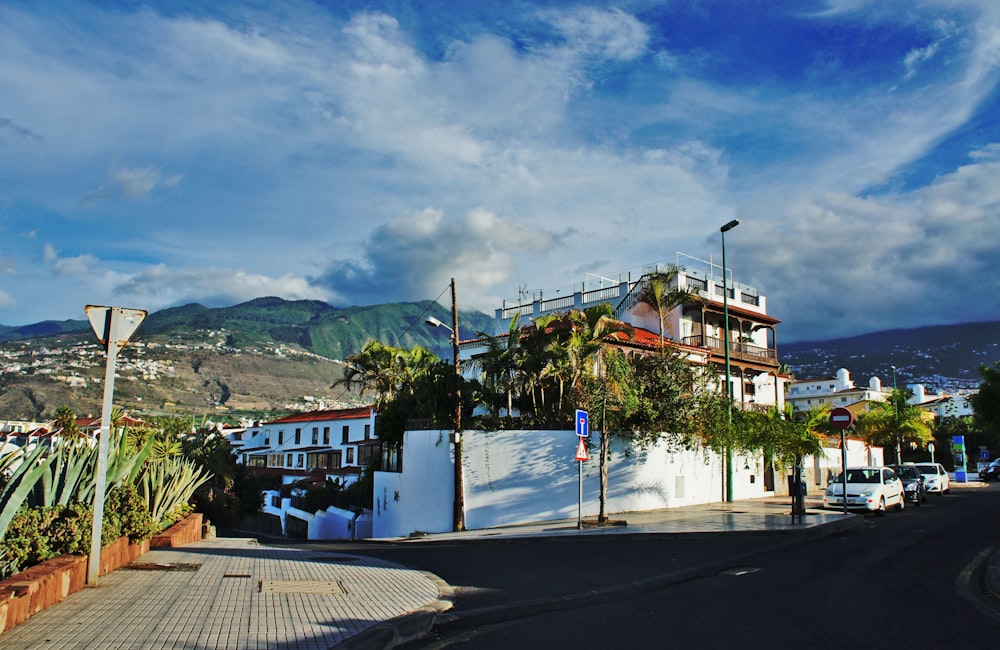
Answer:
238;406;380;540
786;368;891;413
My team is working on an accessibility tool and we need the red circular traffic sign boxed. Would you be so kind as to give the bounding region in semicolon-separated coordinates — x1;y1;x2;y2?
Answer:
829;407;854;429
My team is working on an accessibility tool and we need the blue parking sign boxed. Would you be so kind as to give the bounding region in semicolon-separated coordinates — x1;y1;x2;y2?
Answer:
575;409;589;437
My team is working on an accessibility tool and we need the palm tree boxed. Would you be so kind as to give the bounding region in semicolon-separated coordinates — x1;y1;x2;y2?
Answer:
53;406;82;439
856;389;933;464
634;266;702;349
334;340;408;410
469;314;522;418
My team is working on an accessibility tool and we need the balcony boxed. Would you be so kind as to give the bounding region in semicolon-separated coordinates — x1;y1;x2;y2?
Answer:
681;335;777;363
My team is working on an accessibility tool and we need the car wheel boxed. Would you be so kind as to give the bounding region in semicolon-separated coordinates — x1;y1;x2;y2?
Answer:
876;496;886;515
897;494;905;511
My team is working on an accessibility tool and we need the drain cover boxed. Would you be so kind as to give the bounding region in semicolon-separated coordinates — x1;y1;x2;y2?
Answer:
258;580;345;595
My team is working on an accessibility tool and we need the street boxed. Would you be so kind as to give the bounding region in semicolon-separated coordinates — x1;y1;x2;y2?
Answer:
322;485;1000;648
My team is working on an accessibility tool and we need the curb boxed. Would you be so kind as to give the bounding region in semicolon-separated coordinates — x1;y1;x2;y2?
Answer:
335;572;455;650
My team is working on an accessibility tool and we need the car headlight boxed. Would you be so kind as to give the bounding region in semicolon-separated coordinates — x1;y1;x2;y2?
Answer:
860;489;875;497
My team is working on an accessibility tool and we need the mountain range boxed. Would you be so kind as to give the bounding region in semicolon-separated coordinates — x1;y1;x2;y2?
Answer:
1;298;994;421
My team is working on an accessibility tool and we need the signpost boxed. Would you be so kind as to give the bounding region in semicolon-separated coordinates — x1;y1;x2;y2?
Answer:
829;407;854;516
85;305;147;586
575;410;589;529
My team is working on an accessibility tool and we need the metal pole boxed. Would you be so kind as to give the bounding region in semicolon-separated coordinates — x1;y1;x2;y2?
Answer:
450;278;465;532
88;320;120;585
841;430;848;516
721;219;739;502
578;458;583;529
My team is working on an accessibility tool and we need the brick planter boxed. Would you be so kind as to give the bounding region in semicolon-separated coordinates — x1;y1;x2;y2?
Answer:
0;513;202;635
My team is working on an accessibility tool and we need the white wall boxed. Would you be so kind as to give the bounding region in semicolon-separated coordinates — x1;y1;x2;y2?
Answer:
372;429;455;538
372;428;772;538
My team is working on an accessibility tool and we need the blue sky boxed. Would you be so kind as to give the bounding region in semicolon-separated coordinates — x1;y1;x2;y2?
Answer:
2;0;999;343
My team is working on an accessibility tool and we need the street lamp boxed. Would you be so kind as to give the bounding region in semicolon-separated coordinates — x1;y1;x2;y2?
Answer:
891;364;900;464
721;219;739;503
425;278;465;532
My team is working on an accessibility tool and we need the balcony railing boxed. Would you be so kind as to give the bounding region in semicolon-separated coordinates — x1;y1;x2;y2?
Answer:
681;335;777;362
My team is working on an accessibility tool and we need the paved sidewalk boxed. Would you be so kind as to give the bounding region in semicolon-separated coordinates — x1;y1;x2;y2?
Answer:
0;537;451;650
8;486;981;649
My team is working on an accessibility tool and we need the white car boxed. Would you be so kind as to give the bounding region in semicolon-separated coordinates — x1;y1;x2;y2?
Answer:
823;466;906;514
913;462;950;494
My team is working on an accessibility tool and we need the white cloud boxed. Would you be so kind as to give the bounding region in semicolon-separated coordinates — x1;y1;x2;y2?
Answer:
83;165;181;203
543;7;649;61
114;265;332;310
44;243;98;276
315;207;557;312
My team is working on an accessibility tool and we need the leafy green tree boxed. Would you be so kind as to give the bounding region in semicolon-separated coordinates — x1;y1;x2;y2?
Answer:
971;361;1000;439
577;348;639;522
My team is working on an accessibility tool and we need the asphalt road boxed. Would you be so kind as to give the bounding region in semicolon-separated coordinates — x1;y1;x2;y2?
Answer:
318;486;1000;649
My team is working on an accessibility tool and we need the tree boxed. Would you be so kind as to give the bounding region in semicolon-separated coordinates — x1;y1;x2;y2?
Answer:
53;406;82;439
856;389;933;464
577;347;638;522
634;266;702;348
469;314;522;418
971;361;1000;439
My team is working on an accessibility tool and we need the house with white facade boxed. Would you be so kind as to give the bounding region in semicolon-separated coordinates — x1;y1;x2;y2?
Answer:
238;406;379;539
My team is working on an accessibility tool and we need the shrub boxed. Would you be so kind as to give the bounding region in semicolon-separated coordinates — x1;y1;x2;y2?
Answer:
0;503;92;575
106;483;159;542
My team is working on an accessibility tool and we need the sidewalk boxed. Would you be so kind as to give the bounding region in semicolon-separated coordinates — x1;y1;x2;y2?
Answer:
0;492;911;650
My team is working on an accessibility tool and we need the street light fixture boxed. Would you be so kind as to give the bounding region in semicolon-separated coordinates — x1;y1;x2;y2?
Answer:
721;219;740;503
891;364;900;464
426;279;465;532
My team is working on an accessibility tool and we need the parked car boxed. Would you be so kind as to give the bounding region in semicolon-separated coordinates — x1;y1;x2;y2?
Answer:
913;462;951;493
980;459;1000;482
890;464;927;505
823;466;906;514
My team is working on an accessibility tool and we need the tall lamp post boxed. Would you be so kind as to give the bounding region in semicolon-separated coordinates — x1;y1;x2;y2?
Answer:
891;364;900;464
721;219;740;503
425;278;465;532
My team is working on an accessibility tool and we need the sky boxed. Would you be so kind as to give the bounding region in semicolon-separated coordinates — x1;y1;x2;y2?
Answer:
2;0;999;343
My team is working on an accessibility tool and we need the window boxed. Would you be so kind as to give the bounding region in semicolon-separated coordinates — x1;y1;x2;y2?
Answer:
294;428;301;444
247;455;266;468
278;430;284;444
296;454;304;468
268;454;284;467
323;427;330;445
342;425;350;444
233;432;242;441
364;424;371;439
346;447;354;464
312;427;319;445
286;454;293;467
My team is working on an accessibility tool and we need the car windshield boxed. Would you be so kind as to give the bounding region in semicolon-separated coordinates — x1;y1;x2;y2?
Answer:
833;469;880;484
894;467;920;480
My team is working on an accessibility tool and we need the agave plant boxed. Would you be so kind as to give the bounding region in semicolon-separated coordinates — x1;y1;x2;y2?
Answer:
0;444;56;542
137;456;212;526
29;427;155;508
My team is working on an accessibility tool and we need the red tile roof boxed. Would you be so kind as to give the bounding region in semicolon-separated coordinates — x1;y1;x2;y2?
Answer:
264;407;374;426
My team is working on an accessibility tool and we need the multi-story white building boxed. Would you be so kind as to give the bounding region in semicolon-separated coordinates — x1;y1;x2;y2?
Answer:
493;255;788;413
786;368;891;413
238;406;379;487
236;406;379;540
